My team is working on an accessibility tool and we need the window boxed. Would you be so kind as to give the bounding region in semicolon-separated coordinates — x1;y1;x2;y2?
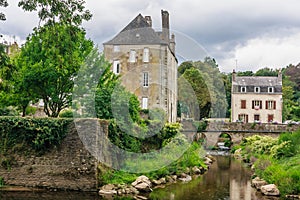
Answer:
254;87;260;93
241;86;246;93
268;87;274;93
129;50;136;63
143;72;149;87
268;114;274;123
113;45;120;52
266;100;276;110
241;100;246;109
238;114;248;123
252;100;262;110
142;97;148;109
113;60;120;74
143;48;149;62
254;114;260;122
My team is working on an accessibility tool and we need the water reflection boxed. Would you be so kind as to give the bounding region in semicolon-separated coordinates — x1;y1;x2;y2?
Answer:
150;156;280;200
0;156;280;200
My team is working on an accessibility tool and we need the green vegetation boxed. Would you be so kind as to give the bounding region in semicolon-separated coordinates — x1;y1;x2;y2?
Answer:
0;117;71;154
233;130;300;196
98;141;206;186
0;176;4;187
178;58;228;119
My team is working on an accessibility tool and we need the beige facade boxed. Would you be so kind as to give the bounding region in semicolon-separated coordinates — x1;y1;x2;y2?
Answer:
103;10;177;122
231;71;283;123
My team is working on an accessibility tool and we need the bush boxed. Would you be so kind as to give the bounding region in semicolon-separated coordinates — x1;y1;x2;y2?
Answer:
59;109;74;118
0;117;71;154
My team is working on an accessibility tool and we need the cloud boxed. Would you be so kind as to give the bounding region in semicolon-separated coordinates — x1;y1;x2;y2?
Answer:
219;30;300;72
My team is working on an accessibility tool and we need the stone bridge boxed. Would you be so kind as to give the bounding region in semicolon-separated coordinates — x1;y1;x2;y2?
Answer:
182;121;300;148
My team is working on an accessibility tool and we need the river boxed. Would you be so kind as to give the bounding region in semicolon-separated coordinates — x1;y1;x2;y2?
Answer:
0;154;279;200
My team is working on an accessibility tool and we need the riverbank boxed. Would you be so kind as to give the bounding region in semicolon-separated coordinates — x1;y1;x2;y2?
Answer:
98;142;213;199
232;130;300;199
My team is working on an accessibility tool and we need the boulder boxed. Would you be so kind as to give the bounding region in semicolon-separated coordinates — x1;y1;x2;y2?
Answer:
101;184;115;190
165;175;174;183
131;175;152;192
178;175;192;182
99;189;117;195
192;166;201;174
135;182;152;192
251;177;267;190
261;184;280;196
152;177;166;185
132;175;152;187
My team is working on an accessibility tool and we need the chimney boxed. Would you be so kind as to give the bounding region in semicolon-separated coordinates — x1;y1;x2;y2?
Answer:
278;69;282;84
145;16;152;27
170;33;175;54
161;10;170;43
232;69;236;82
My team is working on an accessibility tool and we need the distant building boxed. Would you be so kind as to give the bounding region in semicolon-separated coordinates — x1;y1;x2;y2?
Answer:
103;10;178;122
231;71;283;123
1;41;19;56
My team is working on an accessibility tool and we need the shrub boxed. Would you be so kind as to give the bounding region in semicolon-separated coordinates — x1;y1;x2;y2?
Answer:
59;109;74;118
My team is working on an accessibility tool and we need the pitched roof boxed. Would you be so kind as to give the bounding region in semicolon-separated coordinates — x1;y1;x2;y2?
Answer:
104;14;167;45
234;76;282;86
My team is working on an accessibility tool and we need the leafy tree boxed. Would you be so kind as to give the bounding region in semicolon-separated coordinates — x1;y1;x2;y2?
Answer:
255;67;278;76
18;0;92;26
237;71;254;76
178;61;193;76
0;0;8;20
17;23;93;117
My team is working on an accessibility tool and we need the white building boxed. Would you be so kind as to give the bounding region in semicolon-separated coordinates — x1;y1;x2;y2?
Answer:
231;71;283;123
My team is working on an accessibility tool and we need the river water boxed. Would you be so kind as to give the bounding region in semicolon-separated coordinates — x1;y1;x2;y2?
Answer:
0;155;279;200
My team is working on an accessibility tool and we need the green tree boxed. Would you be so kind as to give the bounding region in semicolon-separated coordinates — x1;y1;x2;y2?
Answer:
17;23;93;117
0;0;8;20
255;67;278;76
18;0;92;26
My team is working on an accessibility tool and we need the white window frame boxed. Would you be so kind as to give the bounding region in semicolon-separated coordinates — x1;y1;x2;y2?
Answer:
143;48;149;63
268;87;274;93
143;72;149;87
129;50;136;63
142;97;148;109
113;60;120;74
241;86;246;93
113;45;120;52
254;86;260;93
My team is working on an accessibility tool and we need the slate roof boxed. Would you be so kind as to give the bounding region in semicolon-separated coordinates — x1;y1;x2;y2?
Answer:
104;14;167;45
233;76;282;86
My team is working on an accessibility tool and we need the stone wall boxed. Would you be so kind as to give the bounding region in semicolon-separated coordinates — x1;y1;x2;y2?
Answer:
0;120;109;191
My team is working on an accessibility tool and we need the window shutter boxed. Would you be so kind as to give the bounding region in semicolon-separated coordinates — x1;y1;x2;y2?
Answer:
266;101;268;109
252;101;254;109
274;101;276;109
260;101;262;109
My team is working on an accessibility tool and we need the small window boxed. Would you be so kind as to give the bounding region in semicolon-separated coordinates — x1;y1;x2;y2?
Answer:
143;48;149;62
142;97;148;109
238;114;248;123
266;100;276;110
254;114;260;122
129;50;136;63
113;45;120;52
268;87;274;93
113;60;120;74
268;114;274;123
241;100;246;109
252;100;262;110
241;86;246;93
254;87;260;93
143;72;149;87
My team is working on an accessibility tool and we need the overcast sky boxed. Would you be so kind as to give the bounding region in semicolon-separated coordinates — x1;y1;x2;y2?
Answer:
1;0;300;72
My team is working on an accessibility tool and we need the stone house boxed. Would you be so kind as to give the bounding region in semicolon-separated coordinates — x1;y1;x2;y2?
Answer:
231;71;283;123
103;10;177;122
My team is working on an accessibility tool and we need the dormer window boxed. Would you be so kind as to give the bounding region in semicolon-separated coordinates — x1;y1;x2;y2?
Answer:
268;87;274;93
241;86;246;93
254;87;260;93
